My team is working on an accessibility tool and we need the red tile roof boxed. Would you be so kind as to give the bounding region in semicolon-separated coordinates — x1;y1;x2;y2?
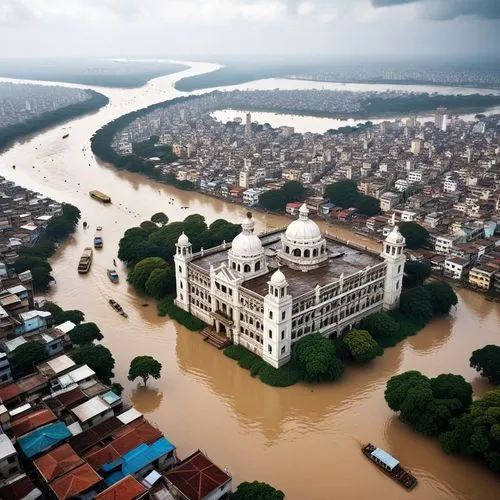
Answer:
165;450;231;500
50;463;102;500
16;373;48;393
0;382;21;403
95;475;147;500
34;443;84;483
0;475;40;499
84;420;162;471
11;408;57;438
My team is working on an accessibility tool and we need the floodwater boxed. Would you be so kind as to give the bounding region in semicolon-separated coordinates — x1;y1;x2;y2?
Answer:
1;62;500;499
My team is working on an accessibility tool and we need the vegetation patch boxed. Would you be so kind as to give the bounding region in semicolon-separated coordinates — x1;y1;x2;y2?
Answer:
157;295;206;331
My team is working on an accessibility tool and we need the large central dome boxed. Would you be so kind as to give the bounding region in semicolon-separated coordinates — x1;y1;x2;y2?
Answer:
285;204;322;243
231;214;264;257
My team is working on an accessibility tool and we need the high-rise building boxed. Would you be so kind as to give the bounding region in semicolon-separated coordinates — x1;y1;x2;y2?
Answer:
245;112;252;140
441;114;448;132
410;139;422;155
435;107;447;130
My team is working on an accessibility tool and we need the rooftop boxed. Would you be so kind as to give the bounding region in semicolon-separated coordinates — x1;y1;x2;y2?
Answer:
71;395;111;423
95;474;147;500
371;448;399;471
11;408;57;438
0;381;21;403
165;450;231;500
50;463;102;500
18;421;71;458
34;443;84;483
0;475;42;500
69;416;123;454
0;432;16;460
117;407;142;425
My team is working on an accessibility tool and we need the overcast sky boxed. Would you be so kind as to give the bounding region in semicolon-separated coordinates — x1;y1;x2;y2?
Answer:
0;0;499;58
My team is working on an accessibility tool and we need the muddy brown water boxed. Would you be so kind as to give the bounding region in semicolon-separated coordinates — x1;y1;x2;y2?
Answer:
0;63;500;499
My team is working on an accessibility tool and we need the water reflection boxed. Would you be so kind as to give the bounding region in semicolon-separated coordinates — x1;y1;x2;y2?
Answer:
406;314;454;355
130;386;164;414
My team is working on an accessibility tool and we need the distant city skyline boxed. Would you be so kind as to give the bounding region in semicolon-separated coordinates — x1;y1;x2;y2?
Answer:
0;0;499;58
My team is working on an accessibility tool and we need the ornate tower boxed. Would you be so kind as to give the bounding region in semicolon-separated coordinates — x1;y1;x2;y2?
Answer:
263;269;293;368
174;232;192;311
381;226;406;310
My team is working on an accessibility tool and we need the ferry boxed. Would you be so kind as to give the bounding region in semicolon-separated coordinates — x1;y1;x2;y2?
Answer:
89;190;111;203
78;247;93;274
62;133;69;139
107;269;119;283
362;443;417;490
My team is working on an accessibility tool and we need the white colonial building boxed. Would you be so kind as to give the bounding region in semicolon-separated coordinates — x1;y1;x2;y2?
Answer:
174;205;405;368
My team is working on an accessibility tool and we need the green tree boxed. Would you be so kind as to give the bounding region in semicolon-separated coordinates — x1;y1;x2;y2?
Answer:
145;267;173;299
46;217;75;241
14;256;53;291
151;212;169;227
324;180;359;207
10;341;47;373
404;260;431;287
430;374;472;408
359;312;400;347
399;222;429;249
470;345;500;384
18;240;56;259
439;389;500;472
399;286;433;324
69;322;103;345
292;333;344;383
128;257;168;294
70;345;115;385
128;355;162;386
356;194;380;216
41;301;63;318
341;329;382;362
55;309;85;325
61;203;81;226
231;481;285;500
140;220;160;233
385;370;470;436
423;281;458;315
280;180;306;202
110;382;124;396
258;190;287;211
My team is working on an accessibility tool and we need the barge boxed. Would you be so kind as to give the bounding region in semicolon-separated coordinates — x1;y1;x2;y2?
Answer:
78;247;93;274
89;190;111;203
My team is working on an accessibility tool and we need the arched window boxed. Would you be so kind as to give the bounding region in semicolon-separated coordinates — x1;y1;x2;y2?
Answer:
238;264;241;272
255;261;261;271
304;249;310;258
313;248;318;257
285;246;290;254
232;262;236;269
244;264;251;273
293;248;301;257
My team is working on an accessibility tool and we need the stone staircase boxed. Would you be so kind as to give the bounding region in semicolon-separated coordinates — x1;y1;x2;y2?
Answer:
200;327;231;350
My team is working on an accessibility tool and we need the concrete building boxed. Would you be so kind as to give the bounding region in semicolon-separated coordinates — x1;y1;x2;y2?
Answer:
174;206;405;368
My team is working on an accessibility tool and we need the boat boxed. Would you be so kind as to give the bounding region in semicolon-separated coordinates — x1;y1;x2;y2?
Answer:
78;247;93;274
62;134;69;139
94;229;103;249
362;444;417;490
89;190;111;203
107;269;119;283
108;299;128;318
82;221;87;229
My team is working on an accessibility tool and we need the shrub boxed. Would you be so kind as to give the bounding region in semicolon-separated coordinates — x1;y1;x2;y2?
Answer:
259;363;300;387
157;295;206;331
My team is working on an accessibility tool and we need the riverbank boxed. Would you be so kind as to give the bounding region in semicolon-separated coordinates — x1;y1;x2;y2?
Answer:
0;88;108;151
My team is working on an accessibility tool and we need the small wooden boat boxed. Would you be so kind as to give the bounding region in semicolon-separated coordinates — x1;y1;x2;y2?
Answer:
107;269;119;283
362;443;417;490
89;190;111;203
83;221;87;229
62;134;69;139
109;299;128;318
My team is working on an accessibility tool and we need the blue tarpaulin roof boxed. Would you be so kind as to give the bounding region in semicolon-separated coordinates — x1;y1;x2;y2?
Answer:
371;448;399;470
18;421;71;458
104;437;175;486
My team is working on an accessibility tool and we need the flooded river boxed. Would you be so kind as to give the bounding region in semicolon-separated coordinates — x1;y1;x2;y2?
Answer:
1;63;500;499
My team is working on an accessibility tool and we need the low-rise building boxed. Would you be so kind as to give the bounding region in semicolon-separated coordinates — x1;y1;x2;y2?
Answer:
468;265;497;289
444;257;469;279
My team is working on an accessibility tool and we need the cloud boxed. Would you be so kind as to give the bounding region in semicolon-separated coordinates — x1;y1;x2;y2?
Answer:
371;0;500;20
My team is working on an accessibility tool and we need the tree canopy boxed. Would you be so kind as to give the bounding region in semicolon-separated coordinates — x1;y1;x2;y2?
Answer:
140;220;160;233
404;260;431;287
11;341;47;373
423;282;458;316
399;222;429;249
385;370;471;436
151;212;169;226
439;389;500;472
399;286;433;325
359;312;401;347
258;181;306;211
128;355;162;386
14;256;53;291
55;309;85;325
69;322;103;345
128;257;168;294
324;180;380;216
470;345;500;384
292;333;344;382
341;329;382;362
70;345;115;385
231;481;285;500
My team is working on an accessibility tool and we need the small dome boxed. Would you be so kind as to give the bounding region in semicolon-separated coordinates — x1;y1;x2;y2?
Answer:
177;232;190;245
231;232;263;257
285;204;322;243
270;269;286;285
385;226;405;245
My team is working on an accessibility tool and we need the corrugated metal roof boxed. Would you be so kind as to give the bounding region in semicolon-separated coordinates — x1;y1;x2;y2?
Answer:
371;448;399;470
19;310;52;321
50;463;102;500
101;391;120;405
54;321;76;334
4;336;27;353
18;422;71;458
58;365;95;388
0;433;16;460
46;355;75;375
34;443;84;482
95;475;147;500
72;396;110;423
117;408;142;425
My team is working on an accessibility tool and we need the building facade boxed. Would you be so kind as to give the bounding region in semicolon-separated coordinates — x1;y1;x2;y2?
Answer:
175;205;405;368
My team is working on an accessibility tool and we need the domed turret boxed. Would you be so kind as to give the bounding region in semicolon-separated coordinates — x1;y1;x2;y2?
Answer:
270;268;286;285
279;203;328;270
385;225;405;245
177;232;190;246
